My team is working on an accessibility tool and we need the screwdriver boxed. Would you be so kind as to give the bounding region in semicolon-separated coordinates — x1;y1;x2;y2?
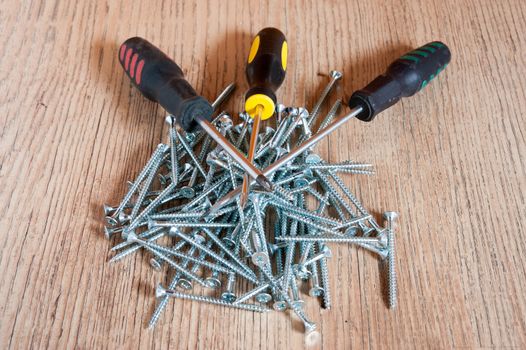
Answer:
118;37;274;192
208;41;451;213
240;28;287;206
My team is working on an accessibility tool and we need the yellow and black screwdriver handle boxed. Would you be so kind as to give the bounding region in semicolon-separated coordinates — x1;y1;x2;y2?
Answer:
244;27;287;120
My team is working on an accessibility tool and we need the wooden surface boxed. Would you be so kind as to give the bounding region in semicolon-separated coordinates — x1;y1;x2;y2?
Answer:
1;0;525;348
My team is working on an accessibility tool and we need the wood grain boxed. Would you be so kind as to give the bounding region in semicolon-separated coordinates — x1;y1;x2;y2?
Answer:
1;0;525;348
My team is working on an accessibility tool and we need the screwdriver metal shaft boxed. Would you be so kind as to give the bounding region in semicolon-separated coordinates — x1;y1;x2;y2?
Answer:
194;114;273;192
207;105;364;213
240;104;263;206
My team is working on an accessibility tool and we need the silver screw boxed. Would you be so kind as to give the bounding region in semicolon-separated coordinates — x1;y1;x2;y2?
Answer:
306;70;342;128
318;241;331;309
176;129;207;177
383;211;398;309
148;240;195;329
221;273;237;303
109;144;168;221
109;229;167;263
317;99;341;132
127;232;209;288
166;115;180;185
155;286;270;313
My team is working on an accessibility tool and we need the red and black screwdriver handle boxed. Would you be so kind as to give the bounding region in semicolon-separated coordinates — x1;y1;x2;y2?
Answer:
118;37;213;132
349;41;451;121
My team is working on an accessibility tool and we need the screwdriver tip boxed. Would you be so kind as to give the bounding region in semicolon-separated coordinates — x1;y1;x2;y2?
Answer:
255;175;274;192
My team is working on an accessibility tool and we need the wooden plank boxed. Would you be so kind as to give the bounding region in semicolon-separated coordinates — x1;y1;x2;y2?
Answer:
0;0;525;348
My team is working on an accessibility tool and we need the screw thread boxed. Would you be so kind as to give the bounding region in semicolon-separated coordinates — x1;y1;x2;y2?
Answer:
171;230;258;283
203;228;255;279
141;241;209;287
315;170;356;218
386;215;398;309
109;231;166;263
307;74;340;128
169;122;180;185
317;99;342;132
270;196;343;227
318;241;331;309
149;242;202;328
128;182;176;230
163;290;269;312
112;144;168;219
176;130;207;177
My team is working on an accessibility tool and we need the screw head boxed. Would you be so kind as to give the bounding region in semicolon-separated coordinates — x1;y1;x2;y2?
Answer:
222;237;236;249
284;107;298;116
166;227;180;237
165;115;176;126
309;286;325;298
321;246;332;258
179;163;194;178
124;230;137;243
177;279;193;290
255;293;272;304
150;258;162;271
118;212;130;223
251;252;270;267
273;300;288;311
184;133;196;143
104;226;115;240
179;187;195;199
221;292;236;303
383;211;399;221
193;234;206;244
103;204;114;216
298;107;309;119
105;216;119;227
155;284;167;298
291;299;305;310
205;277;221;289
329;70;343;80
377;248;389;260
217;115;233;130
305;154;322;164
345;226;359;236
294;178;309;187
292;264;311;280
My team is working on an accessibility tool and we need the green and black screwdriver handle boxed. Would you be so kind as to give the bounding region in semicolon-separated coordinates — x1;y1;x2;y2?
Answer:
118;37;275;191
348;41;451;121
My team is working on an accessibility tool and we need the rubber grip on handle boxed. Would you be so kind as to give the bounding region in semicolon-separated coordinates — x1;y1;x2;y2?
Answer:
118;37;212;132
349;41;451;121
245;27;287;120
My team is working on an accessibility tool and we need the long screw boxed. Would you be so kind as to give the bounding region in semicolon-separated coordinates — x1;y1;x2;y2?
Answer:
109;144;168;221
156;286;270;313
306;71;342;128
383;211;398;309
148;242;195;329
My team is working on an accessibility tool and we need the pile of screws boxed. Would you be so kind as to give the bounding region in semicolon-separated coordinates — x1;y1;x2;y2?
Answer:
104;73;398;333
